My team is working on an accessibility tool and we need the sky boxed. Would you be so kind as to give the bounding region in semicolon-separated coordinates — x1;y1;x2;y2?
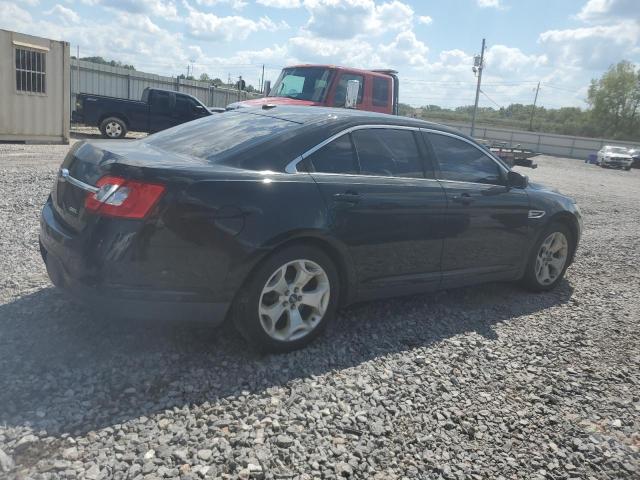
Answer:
1;0;639;109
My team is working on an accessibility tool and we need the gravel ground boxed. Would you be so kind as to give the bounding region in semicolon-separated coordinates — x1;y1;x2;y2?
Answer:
0;143;638;480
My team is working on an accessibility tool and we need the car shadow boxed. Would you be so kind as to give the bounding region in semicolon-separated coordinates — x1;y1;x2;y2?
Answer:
0;280;574;437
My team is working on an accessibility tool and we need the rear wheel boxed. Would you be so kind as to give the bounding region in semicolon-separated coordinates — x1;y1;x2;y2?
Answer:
521;222;573;291
99;117;127;139
232;245;339;353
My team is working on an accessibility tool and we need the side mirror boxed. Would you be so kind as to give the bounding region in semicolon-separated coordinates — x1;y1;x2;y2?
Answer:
345;80;360;109
507;170;528;189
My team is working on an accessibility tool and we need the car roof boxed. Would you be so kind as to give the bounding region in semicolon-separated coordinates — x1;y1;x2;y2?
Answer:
244;105;465;137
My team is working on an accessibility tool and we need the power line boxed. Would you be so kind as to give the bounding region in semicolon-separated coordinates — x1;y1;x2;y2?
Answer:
479;89;501;108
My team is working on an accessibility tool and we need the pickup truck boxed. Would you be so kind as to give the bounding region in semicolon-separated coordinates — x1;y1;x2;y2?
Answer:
227;65;399;115
72;88;213;139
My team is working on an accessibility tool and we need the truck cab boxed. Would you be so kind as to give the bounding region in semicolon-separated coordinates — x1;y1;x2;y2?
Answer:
228;65;399;115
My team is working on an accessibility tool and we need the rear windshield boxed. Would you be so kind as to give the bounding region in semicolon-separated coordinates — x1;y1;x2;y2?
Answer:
144;111;299;161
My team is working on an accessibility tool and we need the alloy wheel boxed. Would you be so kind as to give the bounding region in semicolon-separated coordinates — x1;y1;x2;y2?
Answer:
535;231;568;285
258;259;330;342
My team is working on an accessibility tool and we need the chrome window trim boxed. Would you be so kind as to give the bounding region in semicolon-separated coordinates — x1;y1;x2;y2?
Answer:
58;168;99;194
284;124;422;174
419;128;510;174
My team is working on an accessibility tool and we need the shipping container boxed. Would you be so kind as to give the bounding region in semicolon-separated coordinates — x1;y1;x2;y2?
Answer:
0;29;70;144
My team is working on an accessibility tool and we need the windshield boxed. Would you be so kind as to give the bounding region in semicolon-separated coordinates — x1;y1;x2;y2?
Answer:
268;67;334;102
607;147;628;154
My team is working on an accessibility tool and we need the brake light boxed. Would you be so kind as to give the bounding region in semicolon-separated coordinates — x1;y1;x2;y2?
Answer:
85;176;165;219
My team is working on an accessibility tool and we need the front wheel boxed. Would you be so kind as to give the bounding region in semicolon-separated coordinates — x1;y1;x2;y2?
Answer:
231;245;339;353
521;223;573;291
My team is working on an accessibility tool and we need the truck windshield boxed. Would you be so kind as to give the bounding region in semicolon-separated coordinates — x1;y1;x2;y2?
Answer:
269;67;333;102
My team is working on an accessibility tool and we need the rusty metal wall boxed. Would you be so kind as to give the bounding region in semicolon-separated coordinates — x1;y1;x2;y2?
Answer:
70;59;262;110
440;121;638;159
0;29;70;143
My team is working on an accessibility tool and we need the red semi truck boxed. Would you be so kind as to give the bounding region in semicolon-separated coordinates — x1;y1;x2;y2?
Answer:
228;64;399;115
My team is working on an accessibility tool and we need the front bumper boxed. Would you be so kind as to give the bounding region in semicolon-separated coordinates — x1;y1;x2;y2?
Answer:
39;200;231;323
601;158;632;168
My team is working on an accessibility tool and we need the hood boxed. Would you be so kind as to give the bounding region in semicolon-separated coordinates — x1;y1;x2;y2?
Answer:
528;181;560;194
228;97;320;109
604;152;632;158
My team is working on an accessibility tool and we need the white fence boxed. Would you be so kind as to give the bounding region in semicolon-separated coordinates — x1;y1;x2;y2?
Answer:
437;120;638;160
70;59;262;110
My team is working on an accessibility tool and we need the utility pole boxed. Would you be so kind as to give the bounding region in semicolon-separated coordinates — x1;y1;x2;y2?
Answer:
261;64;265;93
471;37;486;138
529;81;541;131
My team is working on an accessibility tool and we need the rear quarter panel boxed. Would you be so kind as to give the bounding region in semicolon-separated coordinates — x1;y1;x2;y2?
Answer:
158;169;335;302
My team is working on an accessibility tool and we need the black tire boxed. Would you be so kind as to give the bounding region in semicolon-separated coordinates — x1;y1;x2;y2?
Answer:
521;222;574;292
231;245;340;353
99;117;128;139
625;166;631;171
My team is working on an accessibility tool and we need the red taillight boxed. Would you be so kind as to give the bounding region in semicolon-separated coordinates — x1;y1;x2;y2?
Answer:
85;176;165;219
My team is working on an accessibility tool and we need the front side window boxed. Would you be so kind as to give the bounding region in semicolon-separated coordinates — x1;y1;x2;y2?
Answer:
306;134;358;174
15;48;46;94
427;133;503;185
269;67;333;102
175;95;199;116
333;74;364;106
352;129;424;178
372;77;389;107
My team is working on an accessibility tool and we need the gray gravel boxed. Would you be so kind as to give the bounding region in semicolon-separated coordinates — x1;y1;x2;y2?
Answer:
0;143;639;479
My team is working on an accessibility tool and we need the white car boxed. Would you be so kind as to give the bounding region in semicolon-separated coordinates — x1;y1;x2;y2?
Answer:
597;146;633;170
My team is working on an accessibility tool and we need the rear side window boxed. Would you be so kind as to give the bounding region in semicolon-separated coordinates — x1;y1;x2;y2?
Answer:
352;129;424;178
307;134;358;174
427;133;503;184
151;91;172;114
372;77;389;107
146;111;297;161
333;74;364;106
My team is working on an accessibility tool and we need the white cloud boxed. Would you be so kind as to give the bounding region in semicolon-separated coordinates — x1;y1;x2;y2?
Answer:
195;0;248;9
0;1;32;25
539;21;639;70
303;0;414;39
115;12;162;34
576;0;639;22
485;44;548;74
98;0;180;20
477;0;503;8
46;4;80;24
183;2;288;41
257;0;302;7
379;31;428;67
418;15;432;25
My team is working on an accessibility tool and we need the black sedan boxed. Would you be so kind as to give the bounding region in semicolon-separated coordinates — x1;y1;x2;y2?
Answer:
40;106;582;352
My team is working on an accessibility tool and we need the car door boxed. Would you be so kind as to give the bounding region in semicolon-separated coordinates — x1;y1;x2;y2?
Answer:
423;130;530;286
302;126;448;298
174;94;208;126
148;90;176;132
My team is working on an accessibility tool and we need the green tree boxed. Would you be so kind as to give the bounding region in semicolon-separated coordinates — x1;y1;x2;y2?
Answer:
587;61;640;139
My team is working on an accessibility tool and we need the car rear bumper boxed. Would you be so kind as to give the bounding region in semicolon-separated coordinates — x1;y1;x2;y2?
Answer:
39;199;231;324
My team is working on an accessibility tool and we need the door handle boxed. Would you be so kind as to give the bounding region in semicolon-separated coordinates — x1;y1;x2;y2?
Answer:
333;191;360;204
451;193;474;205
